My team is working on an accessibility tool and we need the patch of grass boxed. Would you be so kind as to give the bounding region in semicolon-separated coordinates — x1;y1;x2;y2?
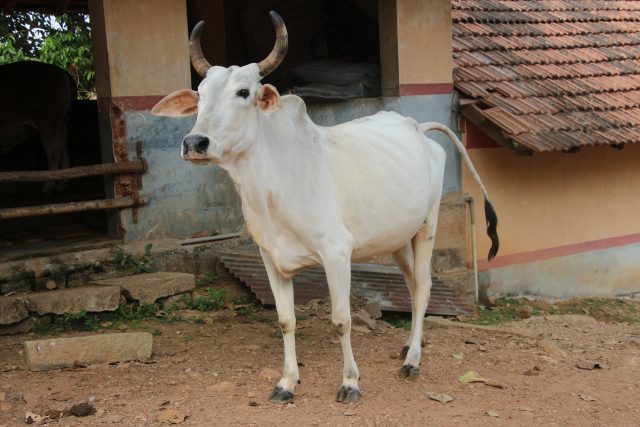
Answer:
383;314;412;330
196;271;218;288
464;297;640;325
179;288;227;311
115;243;155;273
236;304;256;319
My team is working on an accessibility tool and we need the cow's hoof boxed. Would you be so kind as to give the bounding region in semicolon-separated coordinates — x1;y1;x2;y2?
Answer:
399;364;420;379
268;386;293;403
400;345;409;359
336;385;361;404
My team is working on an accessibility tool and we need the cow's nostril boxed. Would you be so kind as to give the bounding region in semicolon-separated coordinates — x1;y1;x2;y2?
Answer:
183;134;209;156
195;137;209;154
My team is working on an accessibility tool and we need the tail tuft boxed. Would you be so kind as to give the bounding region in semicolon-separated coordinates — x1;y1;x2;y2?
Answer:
484;197;499;260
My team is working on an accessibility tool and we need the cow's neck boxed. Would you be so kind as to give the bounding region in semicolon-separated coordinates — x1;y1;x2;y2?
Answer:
219;96;336;253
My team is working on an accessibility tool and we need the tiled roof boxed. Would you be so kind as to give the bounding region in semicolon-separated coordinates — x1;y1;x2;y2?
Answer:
452;0;640;151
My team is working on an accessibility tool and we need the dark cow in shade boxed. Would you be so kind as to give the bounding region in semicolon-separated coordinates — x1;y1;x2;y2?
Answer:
0;61;76;193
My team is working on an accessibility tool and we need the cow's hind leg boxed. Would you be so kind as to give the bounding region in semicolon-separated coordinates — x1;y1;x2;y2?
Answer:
392;244;423;361
321;243;360;403
399;210;439;379
260;248;299;402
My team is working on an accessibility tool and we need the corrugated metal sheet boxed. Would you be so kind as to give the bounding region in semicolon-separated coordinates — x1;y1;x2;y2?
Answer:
215;247;474;316
452;0;640;151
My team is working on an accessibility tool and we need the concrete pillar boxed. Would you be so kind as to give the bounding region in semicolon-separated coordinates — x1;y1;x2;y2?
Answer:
379;0;453;96
89;0;190;102
88;0;191;238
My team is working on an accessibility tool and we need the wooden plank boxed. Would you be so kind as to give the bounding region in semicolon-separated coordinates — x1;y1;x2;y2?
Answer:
0;160;147;183
0;197;149;220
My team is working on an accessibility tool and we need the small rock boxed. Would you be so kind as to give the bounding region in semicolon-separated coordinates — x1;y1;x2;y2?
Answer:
362;300;382;319
579;394;597;402
519;406;534;412
258;367;280;380
68;402;96;417
44;409;64;419
351;325;371;334
44;279;57;290
157;408;186;424
343;411;357;416
464;339;479;345
0;295;28;325
517;306;532;319
25;411;45;424
486;410;500;418
286;403;296;409
352;310;376;330
451;353;464;360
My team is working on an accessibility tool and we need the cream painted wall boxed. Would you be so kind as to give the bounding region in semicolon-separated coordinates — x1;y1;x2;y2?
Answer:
396;0;453;85
91;0;190;98
462;142;640;261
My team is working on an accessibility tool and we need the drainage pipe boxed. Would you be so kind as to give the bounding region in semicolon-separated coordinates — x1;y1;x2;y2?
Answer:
464;195;479;303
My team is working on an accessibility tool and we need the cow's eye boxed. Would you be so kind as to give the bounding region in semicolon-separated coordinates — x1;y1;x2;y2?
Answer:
236;89;250;99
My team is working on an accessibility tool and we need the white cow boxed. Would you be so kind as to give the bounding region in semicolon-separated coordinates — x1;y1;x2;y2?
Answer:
153;11;499;404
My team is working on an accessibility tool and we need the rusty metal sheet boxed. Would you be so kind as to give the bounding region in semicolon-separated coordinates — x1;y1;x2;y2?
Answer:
215;247;474;316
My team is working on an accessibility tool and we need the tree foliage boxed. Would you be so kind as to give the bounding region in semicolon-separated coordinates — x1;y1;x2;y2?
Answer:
0;12;95;98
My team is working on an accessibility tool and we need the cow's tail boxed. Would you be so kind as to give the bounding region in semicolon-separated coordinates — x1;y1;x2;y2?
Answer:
418;122;499;260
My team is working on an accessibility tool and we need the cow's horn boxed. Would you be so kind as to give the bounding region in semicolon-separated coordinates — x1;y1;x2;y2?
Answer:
189;21;212;78
257;11;288;77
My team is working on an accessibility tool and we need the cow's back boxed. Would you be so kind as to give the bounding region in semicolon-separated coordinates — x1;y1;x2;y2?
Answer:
323;111;446;260
0;61;75;153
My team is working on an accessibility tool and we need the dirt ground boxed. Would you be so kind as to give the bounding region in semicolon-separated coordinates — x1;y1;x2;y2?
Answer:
1;302;640;427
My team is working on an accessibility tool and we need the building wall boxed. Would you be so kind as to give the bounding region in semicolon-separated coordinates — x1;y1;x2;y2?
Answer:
462;121;640;297
118;93;461;242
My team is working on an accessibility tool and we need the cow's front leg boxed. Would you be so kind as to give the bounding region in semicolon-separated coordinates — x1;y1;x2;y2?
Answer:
260;248;299;402
322;247;360;403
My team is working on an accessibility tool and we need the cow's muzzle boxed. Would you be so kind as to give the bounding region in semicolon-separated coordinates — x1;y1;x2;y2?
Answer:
182;133;210;163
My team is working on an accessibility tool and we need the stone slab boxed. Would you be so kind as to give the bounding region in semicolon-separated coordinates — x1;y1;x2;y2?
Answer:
91;272;195;305
0;317;34;335
0;295;28;325
24;286;120;315
24;332;153;371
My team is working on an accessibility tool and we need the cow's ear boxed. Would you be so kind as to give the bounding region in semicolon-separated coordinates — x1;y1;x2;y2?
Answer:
257;84;281;113
151;89;199;117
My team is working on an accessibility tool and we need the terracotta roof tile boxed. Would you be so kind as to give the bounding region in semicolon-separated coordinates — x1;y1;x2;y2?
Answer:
453;0;640;150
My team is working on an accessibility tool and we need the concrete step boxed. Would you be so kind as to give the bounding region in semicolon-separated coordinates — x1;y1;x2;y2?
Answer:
91;271;195;305
24;285;121;315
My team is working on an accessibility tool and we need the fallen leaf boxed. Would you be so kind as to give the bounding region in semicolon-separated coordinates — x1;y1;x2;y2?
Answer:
426;392;454;404
158;408;186;424
486;410;500;418
579;394;597;402
452;353;464;360
457;371;503;388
